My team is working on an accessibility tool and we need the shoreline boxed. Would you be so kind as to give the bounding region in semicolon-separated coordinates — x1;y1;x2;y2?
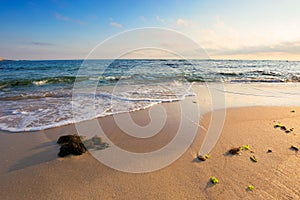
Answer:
3;82;300;133
0;104;300;199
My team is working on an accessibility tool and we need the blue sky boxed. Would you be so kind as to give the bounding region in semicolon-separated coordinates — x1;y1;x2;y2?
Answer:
1;0;300;60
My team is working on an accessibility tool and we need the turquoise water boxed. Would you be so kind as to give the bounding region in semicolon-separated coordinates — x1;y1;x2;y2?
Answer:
1;59;300;132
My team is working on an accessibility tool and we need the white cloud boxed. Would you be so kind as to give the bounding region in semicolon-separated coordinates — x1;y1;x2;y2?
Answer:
110;21;123;28
54;12;85;25
176;18;189;26
55;13;69;21
109;18;123;28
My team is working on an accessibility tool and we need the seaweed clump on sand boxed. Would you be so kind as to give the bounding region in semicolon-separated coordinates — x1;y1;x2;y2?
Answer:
196;153;210;161
210;176;219;184
274;123;294;134
247;185;255;191
250;155;258;163
57;135;87;157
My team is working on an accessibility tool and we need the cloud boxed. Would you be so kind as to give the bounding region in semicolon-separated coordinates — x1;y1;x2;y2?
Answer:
156;16;165;23
55;12;69;21
28;42;55;46
208;39;300;56
195;17;300;59
54;12;85;25
176;18;189;26
110;21;123;28
109;18;123;28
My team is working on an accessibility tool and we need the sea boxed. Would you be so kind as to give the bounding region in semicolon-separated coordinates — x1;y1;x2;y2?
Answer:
1;59;300;132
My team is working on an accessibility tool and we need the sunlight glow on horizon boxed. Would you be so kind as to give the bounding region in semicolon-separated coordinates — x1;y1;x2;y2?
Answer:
0;0;300;61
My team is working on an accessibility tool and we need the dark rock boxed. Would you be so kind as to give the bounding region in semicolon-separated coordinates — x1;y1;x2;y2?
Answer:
57;135;87;157
197;154;206;161
229;147;240;155
280;126;287;131
57;134;81;144
267;149;272;153
290;145;299;152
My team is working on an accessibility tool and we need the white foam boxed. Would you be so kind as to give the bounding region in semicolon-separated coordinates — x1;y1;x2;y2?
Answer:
33;80;48;86
0;82;193;132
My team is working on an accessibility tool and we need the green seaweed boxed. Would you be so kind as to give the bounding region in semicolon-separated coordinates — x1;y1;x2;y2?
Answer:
250;156;258;163
248;185;254;191
210;176;219;184
285;128;293;133
274;123;282;128
192;100;197;103
240;145;250;151
205;154;210;159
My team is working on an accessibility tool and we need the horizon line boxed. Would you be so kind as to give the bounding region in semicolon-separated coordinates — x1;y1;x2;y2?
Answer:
1;58;298;62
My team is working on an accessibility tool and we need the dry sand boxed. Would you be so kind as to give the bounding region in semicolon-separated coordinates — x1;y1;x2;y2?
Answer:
0;104;300;199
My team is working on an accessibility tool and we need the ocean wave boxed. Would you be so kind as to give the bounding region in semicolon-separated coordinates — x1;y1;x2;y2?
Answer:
33;80;48;86
0;76;85;89
0;91;71;101
0;91;192;132
184;75;205;82
230;78;285;83
98;75;132;82
218;72;242;76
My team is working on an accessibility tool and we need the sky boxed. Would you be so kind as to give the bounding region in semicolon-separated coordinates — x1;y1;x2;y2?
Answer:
0;0;300;60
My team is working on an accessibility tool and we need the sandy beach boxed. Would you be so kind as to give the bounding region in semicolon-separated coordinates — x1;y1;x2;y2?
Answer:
2;0;300;199
0;102;299;199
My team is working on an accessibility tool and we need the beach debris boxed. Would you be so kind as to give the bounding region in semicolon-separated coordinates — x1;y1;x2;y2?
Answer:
250;156;258;163
267;149;272;153
274;123;282;128
197;153;210;161
240;145;250;151
290;145;299;152
285;128;294;133
210;176;219;184
291;109;296;113
192;100;197;103
228;147;241;155
274;123;293;133
280;126;287;131
57;135;87;157
197;155;206;161
247;185;255;191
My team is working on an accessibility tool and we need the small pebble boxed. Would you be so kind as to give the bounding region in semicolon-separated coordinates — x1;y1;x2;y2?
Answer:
197;154;206;161
290;145;299;152
229;147;240;155
267;149;272;153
